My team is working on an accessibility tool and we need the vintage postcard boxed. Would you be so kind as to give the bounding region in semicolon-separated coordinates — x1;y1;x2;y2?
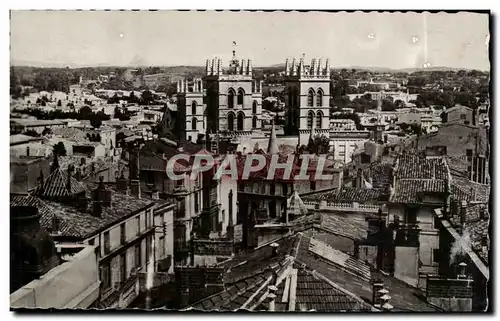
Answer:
9;10;490;312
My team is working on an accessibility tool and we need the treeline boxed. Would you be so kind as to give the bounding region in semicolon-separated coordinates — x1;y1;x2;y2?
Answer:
12;106;110;129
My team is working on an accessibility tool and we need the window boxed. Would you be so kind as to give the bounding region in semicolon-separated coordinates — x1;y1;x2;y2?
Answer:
270;183;276;195
432;249;440;264
252;101;257;114
227;112;235;131
252;116;257;129
194;192;199;213
316;111;323;129
237;88;245;106
227;89;235;108
159;235;165;256
88;238;95;246
146;171;155;185
120;223;126;244
104;231;110;254
460;114;466;120
307;111;314;129
191;101;197;115
316;89;323;107
192;117;197;130
237;112;244;131
433;215;440;229
307;89;315;107
120;253;127;283
136;217;140;236
135;244;141;268
101;263;111;289
310;181;316;191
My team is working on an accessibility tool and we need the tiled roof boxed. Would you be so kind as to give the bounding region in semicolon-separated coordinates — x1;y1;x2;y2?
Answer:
390;179;447;204
270;269;374;312
10;195;81;237
319;213;369;241
190;271;272;311
450;175;490;203
33;168;87;198
50;127;88;142
395;154;448;180
449;203;489;264
302;188;382;203
295;235;438;312
23;182;157;239
465;220;489;264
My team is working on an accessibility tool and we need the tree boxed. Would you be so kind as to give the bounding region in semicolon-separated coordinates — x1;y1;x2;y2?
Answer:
307;135;330;155
53;142;67;156
141;89;154;105
25;130;40;137
42;127;52;136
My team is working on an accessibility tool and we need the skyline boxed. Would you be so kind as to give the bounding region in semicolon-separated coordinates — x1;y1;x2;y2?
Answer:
10;11;490;70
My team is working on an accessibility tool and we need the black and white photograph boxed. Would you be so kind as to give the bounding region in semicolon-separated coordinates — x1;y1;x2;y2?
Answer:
8;9;491;313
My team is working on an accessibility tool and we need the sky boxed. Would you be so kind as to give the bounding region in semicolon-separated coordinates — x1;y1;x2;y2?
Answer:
10;10;490;70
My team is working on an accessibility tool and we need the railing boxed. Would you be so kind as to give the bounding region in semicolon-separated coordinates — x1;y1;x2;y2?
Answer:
302;200;379;213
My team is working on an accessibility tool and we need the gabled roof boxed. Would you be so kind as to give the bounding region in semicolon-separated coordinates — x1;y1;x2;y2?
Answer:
33;168;87;198
389;154;449;204
189;224;438;312
287;191;308;216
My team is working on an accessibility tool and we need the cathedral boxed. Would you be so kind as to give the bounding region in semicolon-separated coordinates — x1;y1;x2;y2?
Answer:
159;51;370;163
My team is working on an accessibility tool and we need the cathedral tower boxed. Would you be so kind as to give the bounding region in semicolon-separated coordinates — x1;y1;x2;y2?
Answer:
204;46;263;135
284;55;331;146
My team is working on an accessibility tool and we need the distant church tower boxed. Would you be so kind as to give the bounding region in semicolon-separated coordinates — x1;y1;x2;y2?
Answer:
176;78;205;143
284;55;331;146
204;43;263;134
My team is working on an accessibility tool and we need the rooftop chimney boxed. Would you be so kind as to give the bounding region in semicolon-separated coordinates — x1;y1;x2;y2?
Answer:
116;171;128;194
460;201;467;225
479;204;487;221
267;285;278;311
371;279;384;307
91;176;112;217
66;164;74;192
457;262;467;279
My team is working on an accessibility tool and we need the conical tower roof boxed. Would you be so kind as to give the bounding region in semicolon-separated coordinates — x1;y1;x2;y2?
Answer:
267;120;279;154
287;190;309;216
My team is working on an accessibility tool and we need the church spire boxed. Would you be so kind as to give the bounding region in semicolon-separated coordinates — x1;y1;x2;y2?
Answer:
267;120;278;154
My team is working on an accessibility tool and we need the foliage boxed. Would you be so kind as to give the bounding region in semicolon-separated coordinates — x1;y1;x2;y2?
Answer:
306;135;330;155
399;122;423;136
53;142;67;156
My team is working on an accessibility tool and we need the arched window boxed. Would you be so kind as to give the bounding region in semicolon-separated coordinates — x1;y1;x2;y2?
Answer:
192;117;197;130
316;89;323;107
191;101;197;115
252;116;258;129
227;112;235;131
237;112;245;131
316;111;323;129
252;101;257;114
228;88;235;109
307;111;315;129
307;89;315;107
237;88;245;106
